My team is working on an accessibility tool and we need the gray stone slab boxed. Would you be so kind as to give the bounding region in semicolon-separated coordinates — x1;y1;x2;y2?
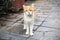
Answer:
0;31;26;40
0;13;22;21
36;27;60;40
43;36;60;40
45;31;60;37
37;14;47;18
27;38;36;40
43;31;60;40
34;22;42;26
47;13;60;19
36;27;56;32
42;18;60;28
0;21;14;27
6;24;24;35
36;13;48;15
6;17;23;22
6;23;29;37
33;25;38;31
36;17;46;22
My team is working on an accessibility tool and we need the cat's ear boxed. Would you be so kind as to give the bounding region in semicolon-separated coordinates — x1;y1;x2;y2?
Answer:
31;4;34;7
23;5;26;8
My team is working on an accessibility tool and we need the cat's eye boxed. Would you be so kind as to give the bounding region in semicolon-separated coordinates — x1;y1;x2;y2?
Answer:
25;10;27;11
30;10;32;11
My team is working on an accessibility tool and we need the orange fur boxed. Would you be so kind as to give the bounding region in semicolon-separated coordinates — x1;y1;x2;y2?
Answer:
23;5;35;14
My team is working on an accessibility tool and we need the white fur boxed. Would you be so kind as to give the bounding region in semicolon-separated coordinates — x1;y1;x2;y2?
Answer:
24;11;34;35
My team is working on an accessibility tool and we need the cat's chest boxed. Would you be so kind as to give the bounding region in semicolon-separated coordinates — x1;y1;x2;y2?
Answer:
24;13;33;18
24;13;33;21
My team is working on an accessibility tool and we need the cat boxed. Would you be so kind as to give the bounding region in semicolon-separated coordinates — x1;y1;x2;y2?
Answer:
23;4;36;35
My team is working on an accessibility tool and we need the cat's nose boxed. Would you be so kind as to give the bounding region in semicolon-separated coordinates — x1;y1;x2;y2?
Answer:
28;13;32;16
28;13;30;15
28;14;32;17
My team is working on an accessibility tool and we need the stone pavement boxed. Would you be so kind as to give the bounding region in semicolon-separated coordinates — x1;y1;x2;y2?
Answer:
0;0;60;40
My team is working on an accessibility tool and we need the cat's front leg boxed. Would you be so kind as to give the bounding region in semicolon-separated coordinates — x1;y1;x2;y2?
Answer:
30;24;34;35
26;25;29;34
23;20;27;29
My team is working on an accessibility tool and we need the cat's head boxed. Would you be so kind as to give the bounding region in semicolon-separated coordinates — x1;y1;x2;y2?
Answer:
23;4;35;17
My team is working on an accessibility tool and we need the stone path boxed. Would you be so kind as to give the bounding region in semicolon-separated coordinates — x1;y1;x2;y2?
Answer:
26;0;60;40
0;0;60;40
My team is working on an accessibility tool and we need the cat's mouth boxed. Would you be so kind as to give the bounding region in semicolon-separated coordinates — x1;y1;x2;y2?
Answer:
27;14;32;17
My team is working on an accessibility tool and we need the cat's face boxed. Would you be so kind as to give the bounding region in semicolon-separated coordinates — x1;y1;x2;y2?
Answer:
23;5;35;17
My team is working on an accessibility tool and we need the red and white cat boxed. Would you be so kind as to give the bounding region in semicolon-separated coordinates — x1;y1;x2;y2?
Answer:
23;4;36;35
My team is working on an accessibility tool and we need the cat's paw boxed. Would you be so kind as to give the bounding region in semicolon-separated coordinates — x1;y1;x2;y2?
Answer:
30;33;34;35
26;32;29;34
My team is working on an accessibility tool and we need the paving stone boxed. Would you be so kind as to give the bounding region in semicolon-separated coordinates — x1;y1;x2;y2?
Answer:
0;24;28;40
0;22;23;32
5;22;29;37
43;36;60;40
0;21;14;27
45;31;60;37
42;19;57;27
37;18;45;21
33;25;38;31
43;31;60;40
36;16;46;22
36;27;57;32
10;36;26;40
27;38;36;40
37;14;48;18
6;23;24;34
37;12;50;15
34;22;42;26
36;27;60;40
34;14;48;30
42;17;60;28
6;16;23;22
0;31;26;40
47;13;60;19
